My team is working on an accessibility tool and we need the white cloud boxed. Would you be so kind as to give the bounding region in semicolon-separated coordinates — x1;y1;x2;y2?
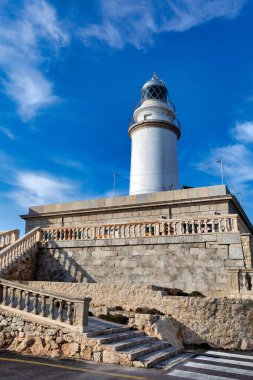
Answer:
0;0;69;120
0;127;15;140
232;121;253;144
8;171;78;208
199;144;253;188
198;118;253;205
79;0;245;49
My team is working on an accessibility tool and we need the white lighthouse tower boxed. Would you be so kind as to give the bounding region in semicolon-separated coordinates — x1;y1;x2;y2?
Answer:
129;74;181;195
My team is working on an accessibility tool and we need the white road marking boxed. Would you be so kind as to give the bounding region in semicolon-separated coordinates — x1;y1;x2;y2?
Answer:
205;350;253;360
167;368;234;379
197;355;253;367
184;361;253;376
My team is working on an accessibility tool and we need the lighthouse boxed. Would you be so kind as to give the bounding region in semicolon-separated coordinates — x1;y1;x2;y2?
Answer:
129;74;181;195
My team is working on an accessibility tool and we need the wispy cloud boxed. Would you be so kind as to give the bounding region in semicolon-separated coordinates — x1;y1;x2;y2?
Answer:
51;156;85;171
0;152;81;208
198;120;253;197
0;127;15;140
232;121;253;143
79;0;245;49
8;171;80;208
0;0;69;120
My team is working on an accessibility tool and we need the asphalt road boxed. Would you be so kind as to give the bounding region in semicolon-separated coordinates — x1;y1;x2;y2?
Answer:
0;350;168;380
2;350;253;379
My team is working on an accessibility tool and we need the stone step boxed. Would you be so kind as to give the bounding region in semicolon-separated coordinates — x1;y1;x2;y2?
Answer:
107;335;157;351
85;326;131;338
153;352;192;369
133;346;181;368
119;340;171;360
97;331;145;344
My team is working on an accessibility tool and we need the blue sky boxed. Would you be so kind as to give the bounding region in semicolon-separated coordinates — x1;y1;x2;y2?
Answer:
0;0;253;233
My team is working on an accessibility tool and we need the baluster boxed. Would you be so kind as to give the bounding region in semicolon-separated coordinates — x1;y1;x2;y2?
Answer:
3;286;8;305
243;273;248;289
66;302;72;324
17;289;23;310
232;217;238;232
58;300;64;322
41;295;47;317
25;291;30;312
49;298;55;319
33;293;39;315
10;288;15;307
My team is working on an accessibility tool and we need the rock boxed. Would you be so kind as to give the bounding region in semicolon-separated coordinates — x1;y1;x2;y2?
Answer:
51;349;61;358
80;345;93;360
47;329;57;336
18;337;35;352
0;320;8;327
93;351;102;362
19;332;25;338
71;342;79;355
49;341;59;350
102;350;119;364
153;317;184;349
30;337;47;356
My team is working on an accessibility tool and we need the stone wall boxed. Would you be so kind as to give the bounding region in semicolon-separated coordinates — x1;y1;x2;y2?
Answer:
34;232;245;296
0;309;115;363
22;282;253;350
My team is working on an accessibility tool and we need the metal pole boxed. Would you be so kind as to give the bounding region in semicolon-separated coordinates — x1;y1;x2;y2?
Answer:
220;157;224;185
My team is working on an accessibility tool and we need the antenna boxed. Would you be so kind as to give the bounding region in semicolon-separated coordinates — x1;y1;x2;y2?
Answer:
216;157;224;185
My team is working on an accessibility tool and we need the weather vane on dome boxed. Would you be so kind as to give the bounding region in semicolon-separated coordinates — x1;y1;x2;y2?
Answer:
152;71;159;80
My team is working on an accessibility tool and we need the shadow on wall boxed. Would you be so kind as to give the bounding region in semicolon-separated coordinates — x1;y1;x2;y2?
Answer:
35;241;96;283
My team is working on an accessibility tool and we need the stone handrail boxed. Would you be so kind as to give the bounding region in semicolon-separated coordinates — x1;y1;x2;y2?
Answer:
41;214;239;242
0;229;20;248
0;279;91;329
0;227;41;273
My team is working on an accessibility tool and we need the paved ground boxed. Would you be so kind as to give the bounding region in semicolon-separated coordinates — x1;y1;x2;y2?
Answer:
0;350;168;380
1;349;253;379
166;350;253;379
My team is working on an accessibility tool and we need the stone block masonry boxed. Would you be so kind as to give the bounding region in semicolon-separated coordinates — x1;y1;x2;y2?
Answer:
35;232;245;296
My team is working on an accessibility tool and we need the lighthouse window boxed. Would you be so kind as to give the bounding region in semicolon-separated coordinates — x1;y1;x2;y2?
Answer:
141;85;168;103
144;114;152;120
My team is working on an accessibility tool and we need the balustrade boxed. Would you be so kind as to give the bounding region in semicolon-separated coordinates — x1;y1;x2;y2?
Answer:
0;227;41;274
41;214;238;242
0;279;91;329
0;229;19;248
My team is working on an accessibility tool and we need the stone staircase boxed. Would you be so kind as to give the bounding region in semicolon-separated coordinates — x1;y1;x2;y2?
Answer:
85;325;181;368
0;227;41;279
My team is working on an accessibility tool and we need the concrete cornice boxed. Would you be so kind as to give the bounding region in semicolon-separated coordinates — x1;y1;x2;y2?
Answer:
128;120;181;140
20;194;233;220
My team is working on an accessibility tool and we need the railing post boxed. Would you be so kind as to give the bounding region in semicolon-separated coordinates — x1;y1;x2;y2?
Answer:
74;297;92;329
36;229;42;242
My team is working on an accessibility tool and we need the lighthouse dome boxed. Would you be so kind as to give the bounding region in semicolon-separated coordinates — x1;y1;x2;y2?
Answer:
141;73;168;104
